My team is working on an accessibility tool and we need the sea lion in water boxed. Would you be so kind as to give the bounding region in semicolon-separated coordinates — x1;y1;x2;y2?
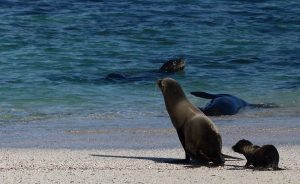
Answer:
191;91;278;116
232;139;281;170
157;78;225;165
105;58;185;81
45;58;185;84
158;58;185;72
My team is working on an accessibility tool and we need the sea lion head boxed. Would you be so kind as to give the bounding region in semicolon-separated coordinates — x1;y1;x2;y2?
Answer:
159;58;185;73
232;139;253;153
157;78;188;117
157;78;186;99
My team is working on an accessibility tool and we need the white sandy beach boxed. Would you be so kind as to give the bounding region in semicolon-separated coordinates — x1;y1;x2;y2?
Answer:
0;146;299;184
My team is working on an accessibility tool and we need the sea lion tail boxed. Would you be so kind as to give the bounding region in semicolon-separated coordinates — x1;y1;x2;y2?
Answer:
248;103;279;108
221;153;244;160
190;91;218;99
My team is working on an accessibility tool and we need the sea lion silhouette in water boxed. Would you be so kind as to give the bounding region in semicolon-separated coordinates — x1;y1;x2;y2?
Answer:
157;78;241;165
46;58;185;84
105;58;185;82
232;139;282;170
191;91;278;116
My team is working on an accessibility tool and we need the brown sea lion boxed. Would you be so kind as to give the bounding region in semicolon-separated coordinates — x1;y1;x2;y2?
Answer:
232;139;281;170
157;77;225;165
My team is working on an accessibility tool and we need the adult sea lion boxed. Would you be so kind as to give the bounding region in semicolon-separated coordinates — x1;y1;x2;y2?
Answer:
158;58;185;73
157;78;225;165
232;139;282;170
45;58;185;85
105;58;185;81
191;91;278;116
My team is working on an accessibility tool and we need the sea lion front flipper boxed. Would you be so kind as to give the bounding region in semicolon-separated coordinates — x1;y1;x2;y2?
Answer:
176;129;190;162
185;152;191;162
190;92;218;99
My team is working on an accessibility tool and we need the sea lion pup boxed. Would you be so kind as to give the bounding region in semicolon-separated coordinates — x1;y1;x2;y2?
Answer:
157;78;225;165
232;139;281;170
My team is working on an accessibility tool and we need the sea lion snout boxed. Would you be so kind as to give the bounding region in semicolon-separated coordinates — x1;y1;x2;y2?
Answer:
232;145;237;152
172;58;185;71
232;139;252;152
157;79;163;89
157;78;174;90
232;144;239;152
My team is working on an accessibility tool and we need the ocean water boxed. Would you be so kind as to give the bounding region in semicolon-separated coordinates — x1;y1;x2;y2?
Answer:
0;0;299;149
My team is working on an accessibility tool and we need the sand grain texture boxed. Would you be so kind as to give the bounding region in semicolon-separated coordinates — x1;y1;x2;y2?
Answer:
0;146;299;184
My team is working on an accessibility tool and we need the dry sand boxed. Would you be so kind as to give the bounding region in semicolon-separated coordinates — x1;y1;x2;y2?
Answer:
0;146;299;184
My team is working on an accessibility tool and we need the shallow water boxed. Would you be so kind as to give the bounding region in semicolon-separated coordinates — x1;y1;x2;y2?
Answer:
0;107;299;149
0;1;299;148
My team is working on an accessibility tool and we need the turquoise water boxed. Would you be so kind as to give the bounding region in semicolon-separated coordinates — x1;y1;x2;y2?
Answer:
0;1;299;148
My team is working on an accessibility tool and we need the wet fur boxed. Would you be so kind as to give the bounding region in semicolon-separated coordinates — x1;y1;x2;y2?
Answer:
105;58;185;81
159;58;185;72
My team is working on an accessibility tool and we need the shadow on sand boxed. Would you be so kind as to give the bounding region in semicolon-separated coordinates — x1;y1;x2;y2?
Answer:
90;153;286;171
90;153;242;168
90;154;190;165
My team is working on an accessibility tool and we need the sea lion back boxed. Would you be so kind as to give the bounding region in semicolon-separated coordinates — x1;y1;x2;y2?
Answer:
254;145;279;168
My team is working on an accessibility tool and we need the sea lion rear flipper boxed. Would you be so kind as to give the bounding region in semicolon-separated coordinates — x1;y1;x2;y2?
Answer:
248;103;279;108
163;158;191;164
221;153;244;160
190;92;218;99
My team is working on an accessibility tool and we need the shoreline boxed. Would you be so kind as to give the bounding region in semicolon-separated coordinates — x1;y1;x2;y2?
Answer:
1;146;299;183
1;109;299;183
1;111;300;149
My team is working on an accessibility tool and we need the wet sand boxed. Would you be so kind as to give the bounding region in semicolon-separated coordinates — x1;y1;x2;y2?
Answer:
1;115;300;149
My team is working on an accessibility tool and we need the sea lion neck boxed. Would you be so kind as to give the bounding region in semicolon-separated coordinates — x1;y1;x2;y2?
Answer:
164;89;187;105
164;96;200;129
163;86;187;112
242;145;258;155
159;78;201;128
